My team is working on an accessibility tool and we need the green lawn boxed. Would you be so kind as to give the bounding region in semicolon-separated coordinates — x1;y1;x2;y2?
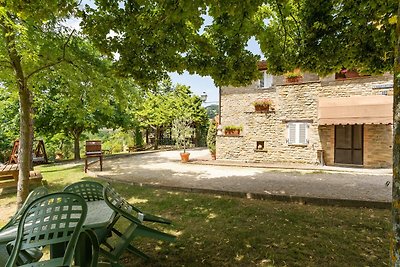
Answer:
0;163;391;266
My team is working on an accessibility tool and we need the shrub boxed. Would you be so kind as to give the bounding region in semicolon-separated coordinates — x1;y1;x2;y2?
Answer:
207;120;217;154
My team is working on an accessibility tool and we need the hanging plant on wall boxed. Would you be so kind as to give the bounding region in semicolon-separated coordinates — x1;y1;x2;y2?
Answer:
284;70;303;83
223;125;243;136
252;98;273;112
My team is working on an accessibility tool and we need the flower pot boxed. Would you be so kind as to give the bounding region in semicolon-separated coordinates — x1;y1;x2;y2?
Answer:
225;130;240;136
345;70;359;78
254;105;269;112
210;152;216;160
286;76;302;83
180;152;190;163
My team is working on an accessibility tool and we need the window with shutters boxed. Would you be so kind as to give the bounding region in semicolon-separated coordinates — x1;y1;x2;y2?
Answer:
287;122;308;145
258;70;273;89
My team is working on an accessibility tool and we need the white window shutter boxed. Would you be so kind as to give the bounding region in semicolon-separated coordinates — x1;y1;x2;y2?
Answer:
287;122;308;145
299;123;307;144
259;71;265;88
264;73;273;88
288;123;296;144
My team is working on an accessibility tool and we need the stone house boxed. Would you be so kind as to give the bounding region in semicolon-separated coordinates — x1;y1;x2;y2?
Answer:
217;64;393;168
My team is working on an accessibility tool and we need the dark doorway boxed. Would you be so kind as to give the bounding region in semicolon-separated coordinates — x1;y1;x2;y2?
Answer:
334;125;363;165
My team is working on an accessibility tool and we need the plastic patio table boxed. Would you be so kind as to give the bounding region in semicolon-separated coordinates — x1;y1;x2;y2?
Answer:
0;200;116;265
51;200;116;262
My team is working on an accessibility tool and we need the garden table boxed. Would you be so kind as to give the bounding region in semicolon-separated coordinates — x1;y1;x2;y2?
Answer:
0;200;116;265
51;200;116;262
71;200;116;266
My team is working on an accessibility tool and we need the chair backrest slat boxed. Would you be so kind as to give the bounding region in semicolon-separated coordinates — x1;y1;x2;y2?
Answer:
86;140;102;155
0;187;48;231
6;193;87;267
63;181;104;201
103;184;140;223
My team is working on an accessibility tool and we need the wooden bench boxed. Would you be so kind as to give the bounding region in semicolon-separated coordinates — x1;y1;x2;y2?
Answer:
85;140;103;173
0;164;43;190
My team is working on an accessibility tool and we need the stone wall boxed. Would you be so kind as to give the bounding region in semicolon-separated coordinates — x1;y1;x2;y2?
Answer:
364;124;393;168
217;74;393;167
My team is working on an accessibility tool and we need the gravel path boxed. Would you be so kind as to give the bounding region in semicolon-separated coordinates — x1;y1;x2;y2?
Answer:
92;148;392;205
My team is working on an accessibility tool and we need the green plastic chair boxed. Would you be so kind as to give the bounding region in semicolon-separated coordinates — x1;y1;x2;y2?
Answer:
64;181;172;224
5;192;98;267
100;184;176;266
0;186;49;231
63;181;115;251
105;182;172;225
63;181;104;202
0;187;48;266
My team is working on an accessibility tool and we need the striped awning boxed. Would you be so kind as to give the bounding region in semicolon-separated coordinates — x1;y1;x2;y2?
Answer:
318;95;393;125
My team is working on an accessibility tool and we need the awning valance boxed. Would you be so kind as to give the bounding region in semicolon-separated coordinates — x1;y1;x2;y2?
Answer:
318;95;392;125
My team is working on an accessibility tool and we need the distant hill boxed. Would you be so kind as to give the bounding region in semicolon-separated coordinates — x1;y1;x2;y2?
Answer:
205;104;219;119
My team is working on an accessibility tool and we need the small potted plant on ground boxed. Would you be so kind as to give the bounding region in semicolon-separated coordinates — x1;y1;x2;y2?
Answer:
224;125;243;136
207;119;217;160
285;70;303;83
55;151;64;160
172;116;194;163
252;98;273;112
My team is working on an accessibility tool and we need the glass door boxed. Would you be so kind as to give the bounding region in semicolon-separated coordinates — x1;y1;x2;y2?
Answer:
334;125;363;165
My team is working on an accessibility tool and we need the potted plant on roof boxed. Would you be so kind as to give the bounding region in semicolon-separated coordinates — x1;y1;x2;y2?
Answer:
224;125;243;136
207;119;217;160
252;98;273;112
172;116;194;163
284;70;303;83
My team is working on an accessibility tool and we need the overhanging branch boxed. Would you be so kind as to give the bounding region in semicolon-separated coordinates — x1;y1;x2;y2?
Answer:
26;29;76;80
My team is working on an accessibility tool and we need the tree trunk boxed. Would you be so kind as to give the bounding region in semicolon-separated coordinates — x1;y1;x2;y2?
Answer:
29;90;34;171
74;134;81;160
391;3;400;265
134;127;142;147
70;128;83;160
17;79;31;208
2;15;30;207
154;126;159;150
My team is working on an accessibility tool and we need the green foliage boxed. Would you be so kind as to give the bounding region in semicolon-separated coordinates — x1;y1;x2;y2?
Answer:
138;83;208;148
42;133;74;161
0;87;19;162
205;104;219;119
79;0;264;87
284;71;303;79
252;98;273;107
32;41;142;159
207;120;217;154
171;116;194;153
134;127;143;147
258;0;398;75
223;125;243;131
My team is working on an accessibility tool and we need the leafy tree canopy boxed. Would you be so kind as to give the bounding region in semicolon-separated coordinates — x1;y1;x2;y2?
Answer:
79;0;264;87
33;40;141;159
258;0;398;75
138;83;207;129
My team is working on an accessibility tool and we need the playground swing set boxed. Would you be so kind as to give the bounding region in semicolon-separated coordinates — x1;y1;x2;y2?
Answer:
8;139;48;165
0;140;46;190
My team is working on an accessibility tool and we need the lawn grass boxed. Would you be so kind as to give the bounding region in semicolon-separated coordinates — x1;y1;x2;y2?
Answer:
0;163;391;266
